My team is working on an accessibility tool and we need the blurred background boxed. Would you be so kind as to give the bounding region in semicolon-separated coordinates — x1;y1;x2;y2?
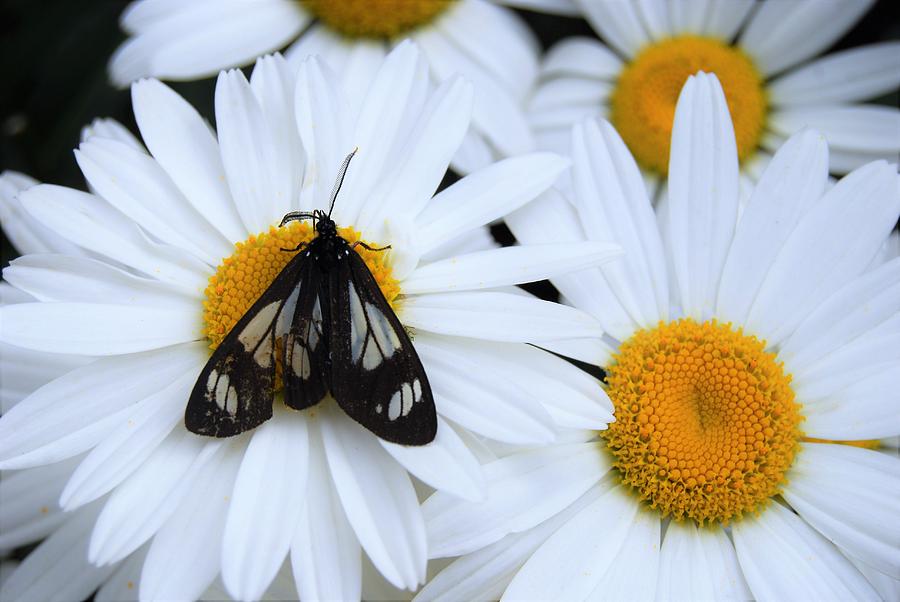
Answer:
1;0;898;271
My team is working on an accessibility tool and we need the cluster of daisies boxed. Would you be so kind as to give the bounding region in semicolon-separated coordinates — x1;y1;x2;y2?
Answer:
1;1;898;601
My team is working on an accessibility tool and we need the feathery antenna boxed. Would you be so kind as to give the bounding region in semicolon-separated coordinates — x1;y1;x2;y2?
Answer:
328;148;358;217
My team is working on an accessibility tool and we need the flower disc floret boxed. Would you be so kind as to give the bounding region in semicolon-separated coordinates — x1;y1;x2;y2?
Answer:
611;35;766;175
203;221;400;350
604;319;802;525
301;0;456;39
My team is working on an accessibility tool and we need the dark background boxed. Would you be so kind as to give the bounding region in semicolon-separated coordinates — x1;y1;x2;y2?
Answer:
1;0;898;271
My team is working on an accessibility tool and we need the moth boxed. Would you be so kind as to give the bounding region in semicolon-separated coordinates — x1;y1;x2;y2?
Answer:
185;150;437;445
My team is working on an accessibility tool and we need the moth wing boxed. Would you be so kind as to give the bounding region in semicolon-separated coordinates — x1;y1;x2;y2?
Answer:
328;250;437;445
283;256;330;411
185;255;303;437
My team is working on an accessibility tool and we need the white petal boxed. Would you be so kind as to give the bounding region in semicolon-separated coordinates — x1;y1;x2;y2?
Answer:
503;485;657;601
109;0;307;86
769;43;900;106
578;0;651;58
215;68;290;234
656;521;751;601
660;0;711;35
59;369;197;510
0;344;204;470
19;184;210;290
423;441;608;557
4;253;200;307
493;0;580;16
784;443;900;578
141;441;243;602
802;367;900;441
291;421;361;602
571;118;670;327
80;117;144;150
540;37;622;80
530;77;612;113
667;72;740;321
403;242;621;295
382;417;485;502
0;171;84;257
221;410;309;602
0;302;201;356
75;137;229;264
0;458;79;549
0;342;89;414
294;55;353;212
401;291;604;343
703;0;756;41
0;504;116;602
733;500;879;601
534;336;616;368
131;78;246;243
321;406;426;590
738;0;875;76
94;545;147;602
420;225;497;264
744;161;899;345
89;433;221;565
717;129;829;324
415;152;568;254
769;105;900;156
848;556;900;602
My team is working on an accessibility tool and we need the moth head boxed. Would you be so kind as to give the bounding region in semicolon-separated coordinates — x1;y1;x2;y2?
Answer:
315;210;337;236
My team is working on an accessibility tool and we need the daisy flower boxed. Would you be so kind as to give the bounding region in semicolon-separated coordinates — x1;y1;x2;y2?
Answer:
109;0;545;173
529;0;900;196
419;72;900;601
0;43;621;601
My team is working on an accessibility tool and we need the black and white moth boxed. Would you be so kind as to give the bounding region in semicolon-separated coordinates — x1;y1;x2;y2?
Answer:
185;150;437;445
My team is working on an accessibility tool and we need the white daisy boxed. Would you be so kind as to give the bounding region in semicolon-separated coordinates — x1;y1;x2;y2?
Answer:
529;0;900;197
109;0;546;174
419;72;900;601
0;42;620;601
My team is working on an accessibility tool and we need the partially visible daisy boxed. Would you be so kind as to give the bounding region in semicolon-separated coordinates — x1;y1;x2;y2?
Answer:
419;72;900;601
109;0;546;173
529;0;900;196
0;43;619;601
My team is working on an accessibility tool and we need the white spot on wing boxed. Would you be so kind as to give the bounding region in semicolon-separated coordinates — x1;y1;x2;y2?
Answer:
214;373;229;411
225;386;238;415
400;382;413;416
349;282;366;362
291;341;311;379
363;342;382;371
388;391;401;421
239;302;280;364
365;302;399;358
309;298;322;350
413;379;422;403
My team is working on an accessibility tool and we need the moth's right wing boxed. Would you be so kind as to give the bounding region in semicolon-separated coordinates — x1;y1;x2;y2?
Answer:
185;255;304;438
283;256;330;411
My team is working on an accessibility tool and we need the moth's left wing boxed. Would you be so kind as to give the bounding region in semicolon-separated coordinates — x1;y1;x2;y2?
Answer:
328;250;437;445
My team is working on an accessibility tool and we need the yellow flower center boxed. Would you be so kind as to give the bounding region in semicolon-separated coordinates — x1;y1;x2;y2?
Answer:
610;35;767;176
203;221;400;351
604;319;802;525
300;0;457;39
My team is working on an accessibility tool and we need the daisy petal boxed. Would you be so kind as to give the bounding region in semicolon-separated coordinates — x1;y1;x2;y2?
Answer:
4;253;200;307
717;129;829;325
666;72;739;321
656;521;752;601
802;368;900;440
0;302;200;356
221;410;309;602
738;0;875;76
94;545;146;602
0;343;89;414
141;441;243;602
744;161;899;345
294;56;353;211
402;242;621;295
381;418;485;502
131;78;246;243
423;441;608;558
0;344;204;470
0;459;78;549
848;556;900;602
415;483;609;602
535;336;616;367
663;0;713;36
215;68;290;234
769;43;900;106
784;443;900;578
770;106;900;156
109;0;307;86
493;0;580;16
75;137;229;264
19;185;210;290
80;117;144;150
578;1;650;58
59;369;196;510
540;37;622;80
0;171;83;257
733;500;879;600
291;422;362;602
321;406;426;590
402;291;604;343
88;434;221;566
0;504;116;602
703;0;756;41
503;485;657;601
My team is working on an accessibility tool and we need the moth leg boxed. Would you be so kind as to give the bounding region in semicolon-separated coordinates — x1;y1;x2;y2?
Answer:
353;241;391;253
281;240;310;253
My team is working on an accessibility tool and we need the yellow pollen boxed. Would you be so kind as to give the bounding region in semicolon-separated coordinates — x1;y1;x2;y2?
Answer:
603;319;802;525
202;221;400;354
610;35;767;176
300;0;457;39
